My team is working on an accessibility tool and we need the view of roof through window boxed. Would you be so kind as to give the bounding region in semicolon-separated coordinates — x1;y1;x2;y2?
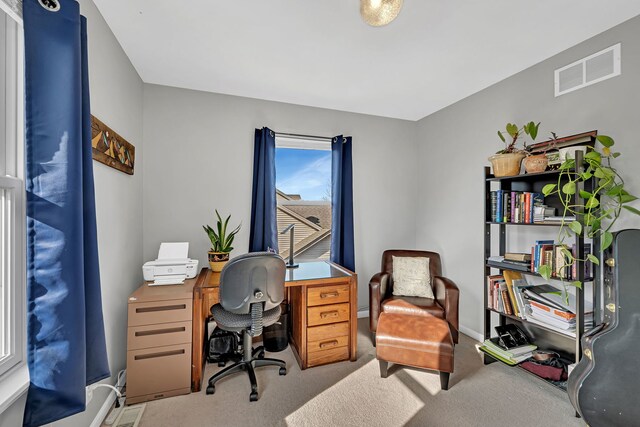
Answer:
275;148;331;263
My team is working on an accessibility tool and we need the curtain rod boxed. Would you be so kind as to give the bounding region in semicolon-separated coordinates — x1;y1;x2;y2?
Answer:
273;131;336;142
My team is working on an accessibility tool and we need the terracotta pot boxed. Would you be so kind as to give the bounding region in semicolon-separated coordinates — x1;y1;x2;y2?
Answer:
208;251;230;272
523;154;549;174
488;152;525;177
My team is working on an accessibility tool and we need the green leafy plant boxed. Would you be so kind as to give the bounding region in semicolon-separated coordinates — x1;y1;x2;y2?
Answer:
203;210;241;253
497;121;541;154
540;135;640;287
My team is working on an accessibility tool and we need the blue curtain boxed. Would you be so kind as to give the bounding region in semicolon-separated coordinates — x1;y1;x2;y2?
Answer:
23;1;110;425
249;127;279;252
331;136;355;271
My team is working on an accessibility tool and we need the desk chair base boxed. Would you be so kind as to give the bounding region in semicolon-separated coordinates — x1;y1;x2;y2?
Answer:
206;330;286;402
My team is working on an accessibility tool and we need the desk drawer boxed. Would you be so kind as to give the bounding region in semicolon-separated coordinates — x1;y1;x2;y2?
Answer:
307;322;350;343
308;335;349;353
128;299;192;326
307;284;350;307
307;303;350;327
126;343;191;399
307;345;350;367
128;321;192;350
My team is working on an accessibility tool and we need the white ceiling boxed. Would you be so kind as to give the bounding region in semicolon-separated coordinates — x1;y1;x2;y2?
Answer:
93;1;640;121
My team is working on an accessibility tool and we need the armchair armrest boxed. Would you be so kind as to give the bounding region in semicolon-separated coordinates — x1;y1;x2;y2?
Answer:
369;272;390;333
433;275;460;344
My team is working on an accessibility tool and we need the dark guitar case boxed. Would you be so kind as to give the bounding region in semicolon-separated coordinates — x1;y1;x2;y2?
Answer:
567;229;640;426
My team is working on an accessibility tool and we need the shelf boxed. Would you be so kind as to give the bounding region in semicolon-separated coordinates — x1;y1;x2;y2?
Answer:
481;346;567;391
485;262;594;283
486;308;576;339
485;221;562;227
486;169;565;182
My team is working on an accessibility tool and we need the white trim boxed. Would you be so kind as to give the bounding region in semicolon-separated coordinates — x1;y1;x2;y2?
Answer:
0;363;28;414
0;1;22;25
459;324;483;343
555;43;621;97
89;371;127;427
357;310;369;319
275;136;331;151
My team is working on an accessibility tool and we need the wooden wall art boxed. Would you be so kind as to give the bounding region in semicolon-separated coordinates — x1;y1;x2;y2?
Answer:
91;115;135;175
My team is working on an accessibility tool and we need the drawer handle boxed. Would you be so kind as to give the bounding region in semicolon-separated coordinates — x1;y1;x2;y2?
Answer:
320;292;339;299
134;349;185;361
135;326;186;337
320;310;339;319
136;304;186;313
319;340;339;349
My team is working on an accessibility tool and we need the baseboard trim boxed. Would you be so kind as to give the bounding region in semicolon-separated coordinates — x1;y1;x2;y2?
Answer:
357;310;368;319
90;371;126;427
459;324;483;343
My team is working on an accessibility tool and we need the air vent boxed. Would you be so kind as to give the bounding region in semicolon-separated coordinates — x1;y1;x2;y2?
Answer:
555;43;621;97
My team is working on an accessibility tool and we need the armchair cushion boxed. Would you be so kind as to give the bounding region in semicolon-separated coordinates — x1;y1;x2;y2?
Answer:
381;296;444;319
391;256;434;299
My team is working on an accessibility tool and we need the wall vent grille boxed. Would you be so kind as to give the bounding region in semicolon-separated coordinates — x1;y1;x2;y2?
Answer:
555;43;621;97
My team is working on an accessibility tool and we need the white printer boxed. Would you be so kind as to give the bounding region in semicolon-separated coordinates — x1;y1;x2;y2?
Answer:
142;242;199;286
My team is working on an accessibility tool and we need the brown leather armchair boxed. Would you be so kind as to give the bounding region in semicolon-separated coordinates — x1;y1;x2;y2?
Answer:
369;249;460;345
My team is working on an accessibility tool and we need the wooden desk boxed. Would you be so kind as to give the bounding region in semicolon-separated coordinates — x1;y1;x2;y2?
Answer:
191;261;358;392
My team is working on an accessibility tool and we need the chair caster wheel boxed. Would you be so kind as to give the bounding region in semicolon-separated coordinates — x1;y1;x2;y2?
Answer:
279;367;287;376
206;385;215;395
258;351;265;359
250;392;258;402
217;361;226;367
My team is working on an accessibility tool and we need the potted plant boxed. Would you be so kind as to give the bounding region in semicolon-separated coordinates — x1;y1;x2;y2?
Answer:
203;210;241;272
540;134;640;288
489;122;540;177
523;132;558;174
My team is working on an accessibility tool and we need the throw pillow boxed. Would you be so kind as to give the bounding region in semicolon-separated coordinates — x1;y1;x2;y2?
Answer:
392;256;434;298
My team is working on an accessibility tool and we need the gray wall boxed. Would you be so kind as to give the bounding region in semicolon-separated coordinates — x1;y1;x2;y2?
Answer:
416;15;640;339
0;0;144;425
142;84;419;309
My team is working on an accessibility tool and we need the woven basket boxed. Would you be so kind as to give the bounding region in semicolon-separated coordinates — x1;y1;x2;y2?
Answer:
489;153;525;177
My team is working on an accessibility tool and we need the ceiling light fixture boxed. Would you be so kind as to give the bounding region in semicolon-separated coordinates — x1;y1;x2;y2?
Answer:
360;0;403;27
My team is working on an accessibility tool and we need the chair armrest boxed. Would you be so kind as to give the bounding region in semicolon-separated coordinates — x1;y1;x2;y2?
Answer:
433;275;460;344
369;272;390;333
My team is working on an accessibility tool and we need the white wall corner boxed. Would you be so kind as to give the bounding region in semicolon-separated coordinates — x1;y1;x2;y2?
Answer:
459;324;483;343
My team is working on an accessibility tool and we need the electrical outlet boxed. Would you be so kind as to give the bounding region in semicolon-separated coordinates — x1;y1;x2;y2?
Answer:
86;385;94;403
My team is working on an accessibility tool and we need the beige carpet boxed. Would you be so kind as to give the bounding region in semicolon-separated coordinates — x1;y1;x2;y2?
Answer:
136;319;584;427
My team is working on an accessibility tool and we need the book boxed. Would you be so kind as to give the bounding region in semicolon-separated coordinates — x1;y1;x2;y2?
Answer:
501;287;513;315
484;337;536;357
505;252;531;262
529;300;576;321
503;270;523;318
486;275;503;310
479;346;528;366
490;192;498;222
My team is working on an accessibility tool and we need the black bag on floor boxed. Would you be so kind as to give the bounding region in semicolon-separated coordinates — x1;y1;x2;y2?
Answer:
207;327;240;365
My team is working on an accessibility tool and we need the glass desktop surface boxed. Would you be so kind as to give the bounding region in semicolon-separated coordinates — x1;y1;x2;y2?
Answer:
284;261;348;282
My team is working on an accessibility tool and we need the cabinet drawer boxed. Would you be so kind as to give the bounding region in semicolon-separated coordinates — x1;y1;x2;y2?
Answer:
126;343;191;399
308;335;349;353
307;303;350;327
307;345;350;367
307;284;350;307
128;321;192;350
307;322;350;343
128;299;192;326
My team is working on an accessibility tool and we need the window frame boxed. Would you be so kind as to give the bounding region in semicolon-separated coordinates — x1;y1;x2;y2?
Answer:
0;2;27;413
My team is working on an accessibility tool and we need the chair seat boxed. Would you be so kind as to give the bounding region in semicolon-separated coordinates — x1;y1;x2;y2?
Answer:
212;304;281;333
381;296;444;319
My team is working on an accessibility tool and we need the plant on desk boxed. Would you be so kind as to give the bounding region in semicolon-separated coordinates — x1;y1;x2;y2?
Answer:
203;210;241;272
540;134;640;287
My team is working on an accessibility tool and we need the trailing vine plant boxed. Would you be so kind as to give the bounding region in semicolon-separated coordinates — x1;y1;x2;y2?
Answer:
539;135;640;288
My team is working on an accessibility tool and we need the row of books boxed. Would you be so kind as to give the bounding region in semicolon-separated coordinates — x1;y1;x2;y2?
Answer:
530;241;593;280
489;190;544;224
487;272;593;335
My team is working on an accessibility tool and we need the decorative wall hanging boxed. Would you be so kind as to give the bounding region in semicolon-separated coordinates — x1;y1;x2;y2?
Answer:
91;115;135;175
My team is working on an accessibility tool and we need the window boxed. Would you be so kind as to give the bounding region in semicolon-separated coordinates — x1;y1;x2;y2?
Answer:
275;137;331;263
0;7;25;381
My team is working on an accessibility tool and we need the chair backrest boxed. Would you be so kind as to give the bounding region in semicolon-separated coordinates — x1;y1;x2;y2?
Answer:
381;249;442;291
219;252;286;315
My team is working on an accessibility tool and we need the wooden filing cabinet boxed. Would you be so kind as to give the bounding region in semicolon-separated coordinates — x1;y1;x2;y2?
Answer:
126;279;196;404
288;273;358;369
